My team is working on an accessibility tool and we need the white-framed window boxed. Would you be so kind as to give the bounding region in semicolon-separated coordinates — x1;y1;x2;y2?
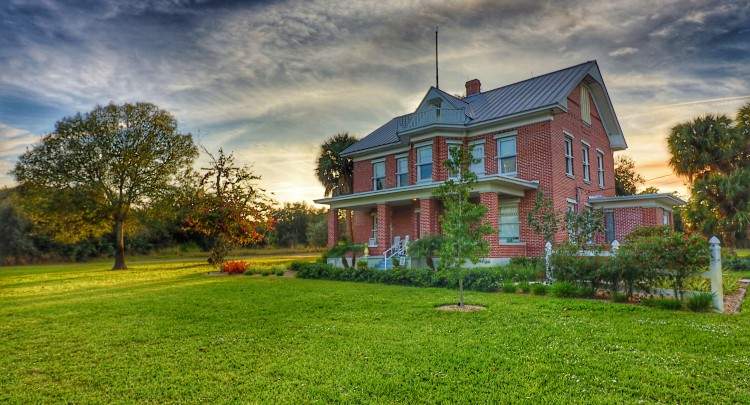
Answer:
396;156;408;187
497;135;517;176
370;212;378;246
604;210;615;243
662;210;670;226
416;145;433;182
582;143;591;183
597;151;605;188
581;86;591;125
499;200;520;243
447;142;461;179
564;136;574;176
372;160;385;190
470;142;485;175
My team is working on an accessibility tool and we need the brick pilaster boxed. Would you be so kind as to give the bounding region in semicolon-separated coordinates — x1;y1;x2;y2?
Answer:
327;209;339;247
376;204;391;251
479;192;500;257
419;198;439;236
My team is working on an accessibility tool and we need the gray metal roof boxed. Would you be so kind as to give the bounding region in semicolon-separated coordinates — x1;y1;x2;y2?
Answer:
342;61;619;156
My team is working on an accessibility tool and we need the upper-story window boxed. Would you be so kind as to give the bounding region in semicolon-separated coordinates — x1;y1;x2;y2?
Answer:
497;135;517;176
416;145;433;182
564;135;574;176
581;86;591;125
582;143;591;183
372;160;385;190
396;156;408;187
597;151;605;188
470;142;485;176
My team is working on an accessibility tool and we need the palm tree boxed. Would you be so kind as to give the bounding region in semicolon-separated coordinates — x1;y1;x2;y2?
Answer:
315;133;358;240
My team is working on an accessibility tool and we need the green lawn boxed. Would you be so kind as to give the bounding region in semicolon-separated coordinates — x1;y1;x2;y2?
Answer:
2;258;749;403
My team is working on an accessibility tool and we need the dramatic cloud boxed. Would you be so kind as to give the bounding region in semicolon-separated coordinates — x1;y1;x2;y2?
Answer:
1;0;749;202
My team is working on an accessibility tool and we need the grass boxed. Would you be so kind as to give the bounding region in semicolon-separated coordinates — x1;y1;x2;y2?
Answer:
2;258;750;403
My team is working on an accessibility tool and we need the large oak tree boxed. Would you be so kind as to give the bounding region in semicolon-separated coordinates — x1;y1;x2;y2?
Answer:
13;102;198;269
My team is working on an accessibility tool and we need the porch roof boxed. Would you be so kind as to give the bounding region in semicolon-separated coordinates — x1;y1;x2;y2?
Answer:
588;193;686;211
314;174;538;209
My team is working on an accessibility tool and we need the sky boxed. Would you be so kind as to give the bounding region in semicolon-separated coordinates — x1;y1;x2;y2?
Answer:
1;0;749;203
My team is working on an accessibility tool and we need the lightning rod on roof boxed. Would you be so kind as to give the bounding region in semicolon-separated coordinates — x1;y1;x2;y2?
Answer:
435;26;439;89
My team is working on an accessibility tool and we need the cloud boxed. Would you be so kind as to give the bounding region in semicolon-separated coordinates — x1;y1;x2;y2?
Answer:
0;0;748;202
0;122;40;185
609;47;638;57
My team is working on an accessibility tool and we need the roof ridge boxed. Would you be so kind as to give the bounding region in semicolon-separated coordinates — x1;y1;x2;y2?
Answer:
465;60;596;99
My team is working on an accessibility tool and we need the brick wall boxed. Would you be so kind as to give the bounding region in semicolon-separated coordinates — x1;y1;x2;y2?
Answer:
353;160;372;193
391;205;414;240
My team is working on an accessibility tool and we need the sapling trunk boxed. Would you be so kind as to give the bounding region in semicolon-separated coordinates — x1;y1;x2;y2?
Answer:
459;278;464;307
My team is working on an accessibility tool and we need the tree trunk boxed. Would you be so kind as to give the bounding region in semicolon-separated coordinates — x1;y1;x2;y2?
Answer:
113;217;127;270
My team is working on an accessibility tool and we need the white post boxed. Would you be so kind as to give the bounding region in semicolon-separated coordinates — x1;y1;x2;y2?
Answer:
611;240;619;256
545;241;553;282
707;236;724;313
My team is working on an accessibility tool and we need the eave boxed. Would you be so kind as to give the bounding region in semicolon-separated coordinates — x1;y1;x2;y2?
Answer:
314;175;539;209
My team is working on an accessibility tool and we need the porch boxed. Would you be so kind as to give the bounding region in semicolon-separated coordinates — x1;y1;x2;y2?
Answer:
316;174;540;268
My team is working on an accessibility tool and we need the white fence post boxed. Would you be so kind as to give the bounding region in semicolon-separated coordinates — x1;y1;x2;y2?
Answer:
544;241;553;282
706;236;724;313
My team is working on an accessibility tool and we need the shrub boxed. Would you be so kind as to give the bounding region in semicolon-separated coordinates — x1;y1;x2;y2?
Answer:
501;282;517;293
294;261;542;293
221;260;247;274
408;236;443;271
611;292;628;303
723;256;750;272
641;297;683;311
687;292;714;312
531;283;548;295
518;282;531;293
355;260;369;271
549;242;609;288
550;281;578;298
576;286;596;298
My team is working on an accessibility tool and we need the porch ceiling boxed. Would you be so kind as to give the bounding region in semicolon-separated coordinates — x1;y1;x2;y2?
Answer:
314;174;538;209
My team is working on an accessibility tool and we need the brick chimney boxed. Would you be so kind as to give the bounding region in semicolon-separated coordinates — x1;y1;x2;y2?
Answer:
465;79;481;96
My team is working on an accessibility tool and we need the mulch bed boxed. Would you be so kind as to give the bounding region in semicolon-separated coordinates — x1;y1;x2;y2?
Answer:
436;304;486;312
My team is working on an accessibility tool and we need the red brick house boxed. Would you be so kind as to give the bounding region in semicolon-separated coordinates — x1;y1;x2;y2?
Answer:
316;61;683;266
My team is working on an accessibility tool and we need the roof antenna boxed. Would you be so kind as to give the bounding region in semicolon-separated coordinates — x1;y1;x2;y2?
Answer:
435;26;439;89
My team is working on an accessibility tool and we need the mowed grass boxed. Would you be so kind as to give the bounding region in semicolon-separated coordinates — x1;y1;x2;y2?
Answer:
1;258;749;403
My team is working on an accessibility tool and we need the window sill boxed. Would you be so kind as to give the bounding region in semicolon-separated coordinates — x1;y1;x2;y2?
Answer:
566;174;575;179
499;242;525;246
583;180;591;185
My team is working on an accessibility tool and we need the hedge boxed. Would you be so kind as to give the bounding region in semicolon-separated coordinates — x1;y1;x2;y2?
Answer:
290;261;544;292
